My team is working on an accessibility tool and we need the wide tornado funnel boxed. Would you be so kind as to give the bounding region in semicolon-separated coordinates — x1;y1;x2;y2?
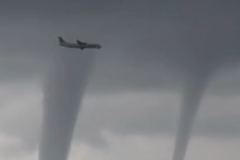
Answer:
38;50;96;160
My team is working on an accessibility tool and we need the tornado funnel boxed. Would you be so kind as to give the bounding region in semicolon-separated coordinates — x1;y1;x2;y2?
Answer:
38;50;96;160
172;67;214;160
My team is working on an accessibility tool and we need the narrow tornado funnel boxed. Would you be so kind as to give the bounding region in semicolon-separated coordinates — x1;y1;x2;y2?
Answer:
38;49;96;160
172;68;214;160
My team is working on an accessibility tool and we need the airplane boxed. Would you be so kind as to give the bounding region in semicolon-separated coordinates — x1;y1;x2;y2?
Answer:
58;37;101;50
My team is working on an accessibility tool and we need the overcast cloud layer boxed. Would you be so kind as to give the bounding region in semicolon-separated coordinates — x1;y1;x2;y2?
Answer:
0;83;239;148
0;0;239;94
0;0;239;159
0;132;240;160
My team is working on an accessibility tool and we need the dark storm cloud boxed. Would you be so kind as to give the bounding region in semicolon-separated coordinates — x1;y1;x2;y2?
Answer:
0;0;239;152
0;0;163;15
0;0;238;95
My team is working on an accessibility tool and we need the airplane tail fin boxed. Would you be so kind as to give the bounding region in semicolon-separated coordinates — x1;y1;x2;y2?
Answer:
58;37;65;44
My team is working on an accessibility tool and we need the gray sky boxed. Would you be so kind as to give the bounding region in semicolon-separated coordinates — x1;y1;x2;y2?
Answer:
0;0;239;92
0;0;239;160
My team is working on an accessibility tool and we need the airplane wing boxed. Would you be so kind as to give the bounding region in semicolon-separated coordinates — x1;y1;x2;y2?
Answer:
58;37;65;44
76;40;87;45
